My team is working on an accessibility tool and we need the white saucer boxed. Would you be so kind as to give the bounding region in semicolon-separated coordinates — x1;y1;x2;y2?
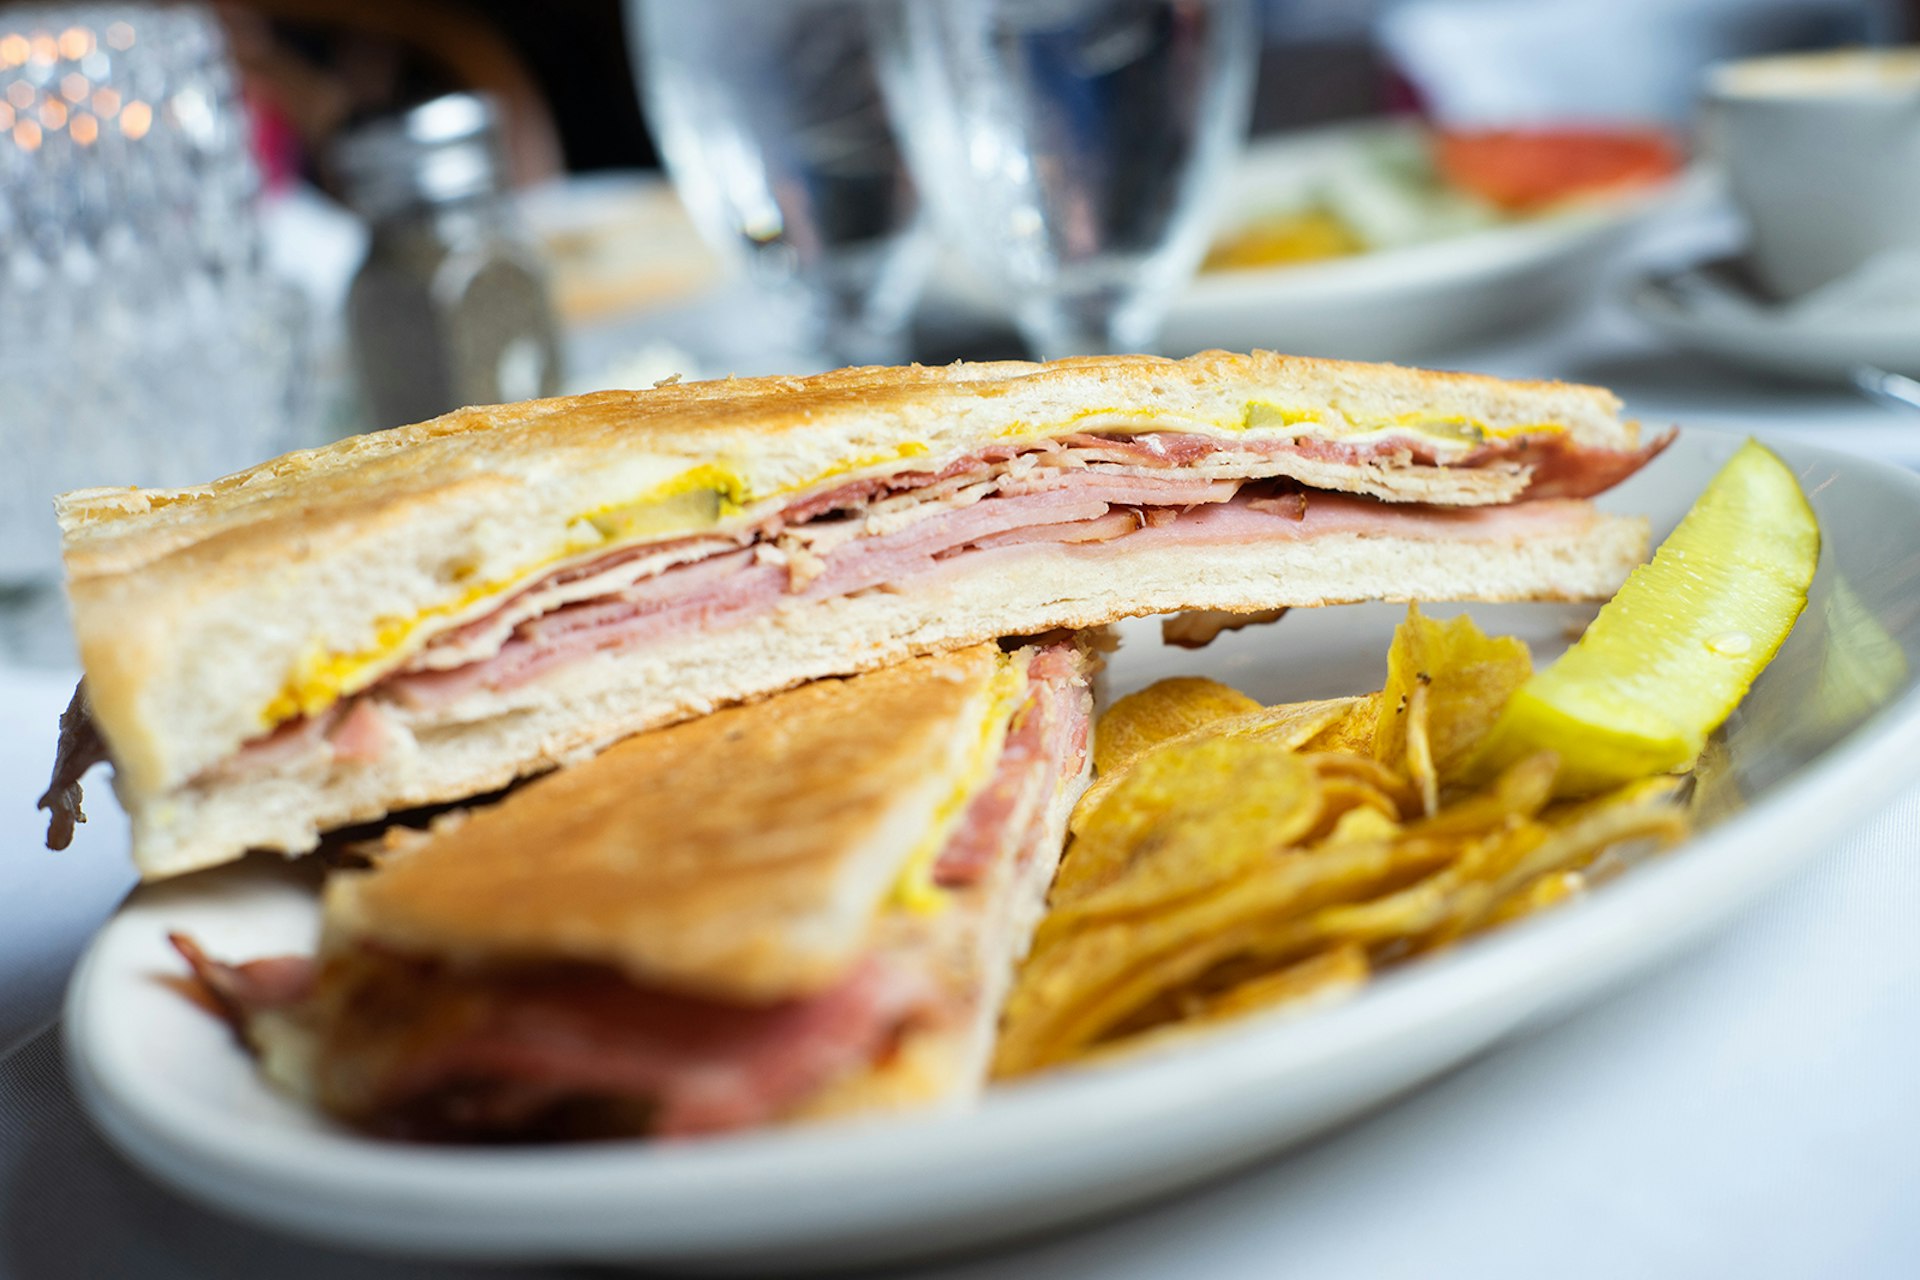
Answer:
1625;253;1920;384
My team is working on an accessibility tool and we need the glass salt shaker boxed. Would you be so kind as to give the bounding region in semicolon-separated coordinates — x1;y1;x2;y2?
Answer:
335;93;562;429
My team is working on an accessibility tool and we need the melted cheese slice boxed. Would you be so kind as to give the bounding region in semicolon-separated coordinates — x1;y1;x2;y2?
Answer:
888;654;1028;916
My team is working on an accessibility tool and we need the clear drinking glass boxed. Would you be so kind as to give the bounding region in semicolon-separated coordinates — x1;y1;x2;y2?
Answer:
0;3;308;599
629;0;931;369
884;0;1256;358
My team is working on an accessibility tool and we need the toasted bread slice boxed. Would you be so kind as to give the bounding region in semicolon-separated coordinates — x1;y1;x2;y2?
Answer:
326;645;1025;1001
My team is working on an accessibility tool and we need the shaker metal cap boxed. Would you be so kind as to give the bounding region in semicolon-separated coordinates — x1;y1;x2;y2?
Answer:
335;92;504;214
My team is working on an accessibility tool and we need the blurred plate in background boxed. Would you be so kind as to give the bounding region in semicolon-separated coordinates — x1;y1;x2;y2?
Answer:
1159;120;1684;360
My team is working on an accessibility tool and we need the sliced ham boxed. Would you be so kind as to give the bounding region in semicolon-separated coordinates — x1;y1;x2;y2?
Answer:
78;423;1665;796
416;534;744;672
193;701;341;782
1281;427;1674;499
1049;431;1223;465
396;424;1658;691
370;489;1604;720
381;488;1124;711
934;640;1092;888
1512;432;1677;499
993;469;1237;505
242;475;1618;745
1247;492;1309;520
1117;489;1606;543
327;700;395;764
1021;427;1673;500
324;952;930;1140
179;939;930;1141
172;933;318;1018
964;509;1147;553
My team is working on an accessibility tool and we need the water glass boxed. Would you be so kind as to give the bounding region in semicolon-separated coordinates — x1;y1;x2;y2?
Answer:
0;3;308;591
884;0;1257;357
629;0;931;369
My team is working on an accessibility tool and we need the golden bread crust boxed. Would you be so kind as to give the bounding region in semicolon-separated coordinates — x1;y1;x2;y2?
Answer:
324;645;1014;1001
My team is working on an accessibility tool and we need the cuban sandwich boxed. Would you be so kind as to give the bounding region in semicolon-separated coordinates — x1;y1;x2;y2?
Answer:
177;639;1097;1139
42;350;1669;878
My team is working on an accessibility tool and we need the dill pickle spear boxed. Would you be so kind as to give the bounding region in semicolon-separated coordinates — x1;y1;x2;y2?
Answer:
1473;439;1818;795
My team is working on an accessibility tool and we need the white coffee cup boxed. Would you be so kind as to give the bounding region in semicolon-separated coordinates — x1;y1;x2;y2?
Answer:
1703;48;1920;300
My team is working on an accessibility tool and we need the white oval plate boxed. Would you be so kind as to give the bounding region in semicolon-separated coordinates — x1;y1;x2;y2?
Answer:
1158;123;1684;361
67;430;1920;1270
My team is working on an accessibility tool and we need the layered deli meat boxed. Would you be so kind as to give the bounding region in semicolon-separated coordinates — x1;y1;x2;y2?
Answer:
41;423;1666;827
219;427;1666;774
174;642;1094;1141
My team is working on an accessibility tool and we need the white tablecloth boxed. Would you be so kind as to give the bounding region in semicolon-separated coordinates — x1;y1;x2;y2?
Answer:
7;261;1920;1277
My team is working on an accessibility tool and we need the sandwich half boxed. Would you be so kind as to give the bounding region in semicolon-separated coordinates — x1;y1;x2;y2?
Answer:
175;638;1096;1140
44;350;1668;878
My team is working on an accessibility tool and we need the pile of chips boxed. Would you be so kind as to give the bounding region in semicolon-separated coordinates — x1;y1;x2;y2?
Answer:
994;607;1692;1078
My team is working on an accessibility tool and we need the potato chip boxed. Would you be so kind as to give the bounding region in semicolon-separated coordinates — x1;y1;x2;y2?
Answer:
1544;773;1687;824
1001;605;1703;1081
1072;695;1366;834
1287;759;1577;955
1059;739;1303;898
1043;739;1322;936
1301;825;1543;951
1687;737;1743;828
1298;755;1409;843
997;836;1454;1074
1491;783;1688;900
1481;870;1587;929
1539;777;1690;893
1397;750;1557;841
1093;677;1262;777
1301;779;1401;843
1196;944;1369;1022
1237;697;1375;751
1374;605;1532;785
1073;946;1371;1067
1404;681;1440;816
1304;752;1422;816
1299;693;1381;754
1416;783;1688;949
1315;805;1402;846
